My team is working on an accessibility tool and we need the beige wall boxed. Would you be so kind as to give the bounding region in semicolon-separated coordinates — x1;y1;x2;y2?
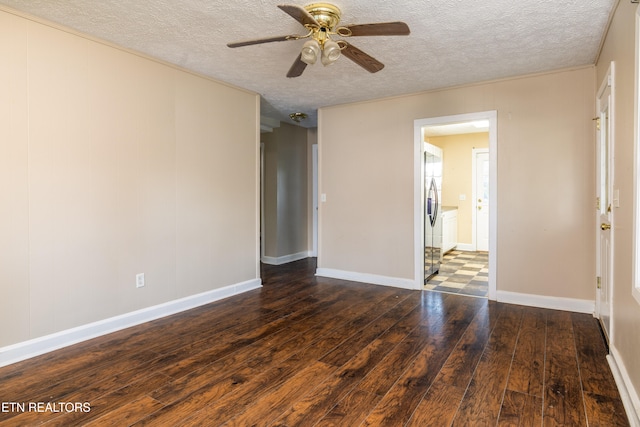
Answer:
319;66;595;299
0;9;259;347
596;1;640;411
261;122;310;259
428;132;489;245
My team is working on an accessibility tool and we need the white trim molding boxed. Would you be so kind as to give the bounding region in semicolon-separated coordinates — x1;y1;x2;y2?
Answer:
316;268;416;290
496;290;594;314
608;345;640;426
261;251;312;265
0;278;262;368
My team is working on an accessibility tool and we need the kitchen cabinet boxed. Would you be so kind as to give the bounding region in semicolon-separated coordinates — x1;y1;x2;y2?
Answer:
441;208;458;257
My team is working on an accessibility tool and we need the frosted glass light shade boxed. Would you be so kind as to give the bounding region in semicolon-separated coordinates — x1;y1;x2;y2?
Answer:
321;40;341;66
301;40;320;65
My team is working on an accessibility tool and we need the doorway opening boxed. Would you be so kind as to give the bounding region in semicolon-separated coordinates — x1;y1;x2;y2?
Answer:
414;111;497;299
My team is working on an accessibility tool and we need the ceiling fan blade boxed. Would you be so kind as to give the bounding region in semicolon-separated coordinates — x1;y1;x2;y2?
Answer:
287;53;308;78
278;4;319;28
341;43;385;73
227;35;294;48
343;22;410;37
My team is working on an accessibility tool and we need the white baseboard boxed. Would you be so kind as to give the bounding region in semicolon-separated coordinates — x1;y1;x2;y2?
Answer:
496;290;594;314
315;268;418;290
0;278;262;368
261;251;311;265
455;243;475;252
608;346;640;426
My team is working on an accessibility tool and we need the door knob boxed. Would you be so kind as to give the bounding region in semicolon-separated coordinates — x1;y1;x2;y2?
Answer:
601;223;611;230
477;206;482;211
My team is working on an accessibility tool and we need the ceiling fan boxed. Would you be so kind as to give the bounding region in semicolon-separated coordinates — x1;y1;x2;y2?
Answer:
227;3;410;78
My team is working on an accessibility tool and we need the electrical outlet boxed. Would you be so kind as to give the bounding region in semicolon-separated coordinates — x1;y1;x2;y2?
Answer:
136;273;145;288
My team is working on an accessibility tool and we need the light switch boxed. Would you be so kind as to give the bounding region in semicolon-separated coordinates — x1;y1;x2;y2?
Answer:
459;194;466;201
614;189;620;208
321;193;327;202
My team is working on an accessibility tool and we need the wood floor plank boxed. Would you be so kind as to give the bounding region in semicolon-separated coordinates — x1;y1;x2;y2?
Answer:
0;259;629;426
14;372;170;426
320;291;423;367
158;277;387;380
544;310;587;426
432;302;494;389
360;337;453;426
545;353;587;426
507;307;546;397
362;296;485;426
220;360;335;427
83;396;164;427
497;389;543;426
404;303;500;427
571;313;621;398
290;294;412;364
0;348;159;414
355;293;455;396
136;354;311;426
271;306;425;426
314;388;381;427
451;304;523;426
583;391;630;426
572;313;629;425
405;381;466;427
150;360;259;406
155;287;358;379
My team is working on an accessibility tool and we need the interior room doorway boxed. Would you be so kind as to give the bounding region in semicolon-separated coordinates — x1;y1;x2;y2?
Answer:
414;111;497;299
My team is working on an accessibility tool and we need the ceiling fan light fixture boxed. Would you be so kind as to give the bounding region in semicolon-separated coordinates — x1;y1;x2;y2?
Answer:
289;112;308;122
321;39;341;66
227;3;411;78
301;39;320;65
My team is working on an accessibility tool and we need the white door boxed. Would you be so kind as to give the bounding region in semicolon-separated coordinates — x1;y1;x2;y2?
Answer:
596;64;614;345
474;149;490;252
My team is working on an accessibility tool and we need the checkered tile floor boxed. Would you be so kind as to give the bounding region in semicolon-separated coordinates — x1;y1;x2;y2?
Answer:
425;250;489;297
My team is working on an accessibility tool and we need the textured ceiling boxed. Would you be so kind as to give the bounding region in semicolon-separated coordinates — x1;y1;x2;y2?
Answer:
0;0;618;127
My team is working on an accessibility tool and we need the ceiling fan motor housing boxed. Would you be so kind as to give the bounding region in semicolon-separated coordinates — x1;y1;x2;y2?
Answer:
304;3;342;30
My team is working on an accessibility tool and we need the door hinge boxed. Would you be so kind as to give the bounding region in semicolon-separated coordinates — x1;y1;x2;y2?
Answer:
597;276;602;289
593;117;601;130
596;197;600;210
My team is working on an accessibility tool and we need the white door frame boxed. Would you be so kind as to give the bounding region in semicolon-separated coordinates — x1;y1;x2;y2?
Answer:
312;144;319;257
260;143;265;260
414;111;497;299
472;148;490;252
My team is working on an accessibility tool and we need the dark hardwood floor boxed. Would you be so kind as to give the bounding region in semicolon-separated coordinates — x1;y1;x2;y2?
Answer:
0;258;629;426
